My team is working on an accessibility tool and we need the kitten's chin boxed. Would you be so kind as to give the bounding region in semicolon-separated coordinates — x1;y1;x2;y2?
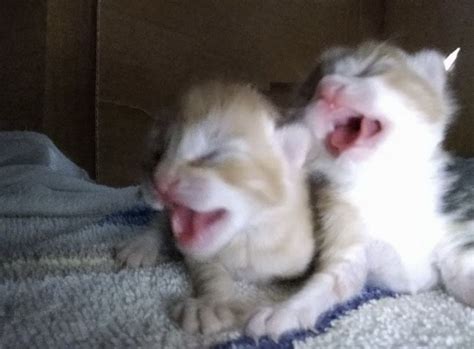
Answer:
169;203;230;255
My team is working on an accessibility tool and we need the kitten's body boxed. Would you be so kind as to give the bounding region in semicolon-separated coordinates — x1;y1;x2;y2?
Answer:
117;81;315;334
246;42;473;339
325;148;447;293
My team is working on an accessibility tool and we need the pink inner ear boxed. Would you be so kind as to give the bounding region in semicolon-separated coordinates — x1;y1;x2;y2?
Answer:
327;116;381;156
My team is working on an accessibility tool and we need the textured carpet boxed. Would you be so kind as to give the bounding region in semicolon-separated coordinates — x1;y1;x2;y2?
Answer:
1;132;473;348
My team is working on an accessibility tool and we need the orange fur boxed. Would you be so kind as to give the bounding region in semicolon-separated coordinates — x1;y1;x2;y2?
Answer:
118;81;315;334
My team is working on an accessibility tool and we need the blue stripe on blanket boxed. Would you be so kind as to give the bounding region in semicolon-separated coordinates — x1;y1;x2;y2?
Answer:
213;287;397;349
101;207;397;349
98;206;155;227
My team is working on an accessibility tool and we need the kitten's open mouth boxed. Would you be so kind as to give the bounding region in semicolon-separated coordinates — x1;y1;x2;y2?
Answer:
326;112;382;156
170;204;228;247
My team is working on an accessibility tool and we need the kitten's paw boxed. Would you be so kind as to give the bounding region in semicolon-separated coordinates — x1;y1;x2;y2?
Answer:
245;302;317;341
115;233;159;267
441;252;474;306
172;298;248;334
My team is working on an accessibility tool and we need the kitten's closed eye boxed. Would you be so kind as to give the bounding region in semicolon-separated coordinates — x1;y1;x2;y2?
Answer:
190;149;221;166
354;55;396;78
355;62;389;77
191;140;249;167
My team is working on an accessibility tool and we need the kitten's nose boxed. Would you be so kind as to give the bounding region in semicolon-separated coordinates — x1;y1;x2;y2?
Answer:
154;174;180;204
316;77;346;108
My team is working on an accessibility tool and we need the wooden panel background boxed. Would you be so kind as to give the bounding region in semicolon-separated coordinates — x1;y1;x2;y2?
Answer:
43;0;98;176
0;0;47;131
0;0;97;176
96;0;384;186
3;1;473;186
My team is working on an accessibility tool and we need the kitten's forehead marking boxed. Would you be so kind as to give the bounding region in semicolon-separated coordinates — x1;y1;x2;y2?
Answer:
160;81;284;174
177;123;212;160
172;106;272;163
320;42;447;123
323;43;405;77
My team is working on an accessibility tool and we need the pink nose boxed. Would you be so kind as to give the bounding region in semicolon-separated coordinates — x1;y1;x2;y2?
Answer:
316;77;345;108
154;176;180;204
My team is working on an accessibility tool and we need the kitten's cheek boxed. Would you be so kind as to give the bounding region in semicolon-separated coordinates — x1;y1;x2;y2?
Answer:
304;103;333;141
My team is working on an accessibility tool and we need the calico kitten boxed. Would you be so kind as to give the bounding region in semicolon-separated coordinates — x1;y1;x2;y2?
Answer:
246;42;473;339
116;81;315;334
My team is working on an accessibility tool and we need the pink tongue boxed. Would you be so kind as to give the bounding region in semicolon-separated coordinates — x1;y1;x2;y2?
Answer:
171;205;225;245
327;117;381;156
171;205;194;244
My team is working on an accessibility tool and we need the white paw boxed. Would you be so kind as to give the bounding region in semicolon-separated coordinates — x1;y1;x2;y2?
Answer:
440;251;474;306
172;298;248;334
115;233;159;267
245;302;317;341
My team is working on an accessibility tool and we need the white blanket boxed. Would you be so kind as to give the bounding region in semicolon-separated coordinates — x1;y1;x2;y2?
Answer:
1;132;473;348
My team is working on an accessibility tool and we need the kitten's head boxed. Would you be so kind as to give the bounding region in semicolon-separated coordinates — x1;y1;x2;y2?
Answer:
143;81;309;260
300;42;457;176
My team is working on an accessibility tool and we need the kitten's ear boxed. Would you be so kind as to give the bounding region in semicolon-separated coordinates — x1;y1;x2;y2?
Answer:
409;49;447;92
443;47;460;71
275;123;310;170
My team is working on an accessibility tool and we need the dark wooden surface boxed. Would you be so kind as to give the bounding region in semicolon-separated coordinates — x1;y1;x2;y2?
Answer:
43;0;98;177
96;0;384;185
2;1;472;186
0;0;47;131
0;0;98;177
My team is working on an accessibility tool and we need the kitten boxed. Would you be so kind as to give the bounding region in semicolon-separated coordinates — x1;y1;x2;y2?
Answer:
116;81;315;334
246;42;473;339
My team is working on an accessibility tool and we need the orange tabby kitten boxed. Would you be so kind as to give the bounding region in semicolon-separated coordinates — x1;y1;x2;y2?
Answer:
117;81;315;334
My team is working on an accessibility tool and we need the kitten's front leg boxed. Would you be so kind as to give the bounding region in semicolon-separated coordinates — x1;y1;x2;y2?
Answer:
115;230;161;267
246;246;367;340
172;261;251;334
